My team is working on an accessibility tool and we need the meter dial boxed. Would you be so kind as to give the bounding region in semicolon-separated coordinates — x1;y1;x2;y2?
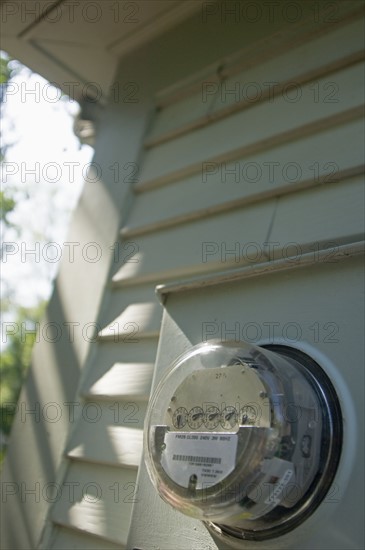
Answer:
172;407;188;429
188;406;204;429
221;406;238;429
204;406;221;429
240;404;259;426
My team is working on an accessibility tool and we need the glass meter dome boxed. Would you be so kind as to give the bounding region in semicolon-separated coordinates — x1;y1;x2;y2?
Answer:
144;341;342;541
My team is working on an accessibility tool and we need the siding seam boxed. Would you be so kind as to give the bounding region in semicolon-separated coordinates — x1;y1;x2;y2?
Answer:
121;165;364;238
145;51;365;149
135;105;364;192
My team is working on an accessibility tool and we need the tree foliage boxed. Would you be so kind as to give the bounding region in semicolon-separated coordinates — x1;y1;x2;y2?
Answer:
0;53;47;464
0;56;12;84
0;190;16;224
0;304;46;461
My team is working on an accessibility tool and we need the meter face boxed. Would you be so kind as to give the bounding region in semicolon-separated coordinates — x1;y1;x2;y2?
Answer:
165;361;271;434
144;341;342;541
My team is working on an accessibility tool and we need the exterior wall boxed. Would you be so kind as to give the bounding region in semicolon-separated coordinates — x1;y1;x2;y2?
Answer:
1;1;364;549
129;254;364;550
0;46;157;550
124;2;364;548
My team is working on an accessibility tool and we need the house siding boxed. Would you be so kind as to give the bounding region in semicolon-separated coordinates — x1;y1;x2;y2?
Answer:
1;1;363;549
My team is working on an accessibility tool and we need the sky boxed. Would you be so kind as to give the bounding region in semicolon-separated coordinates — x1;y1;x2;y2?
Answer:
1;56;94;311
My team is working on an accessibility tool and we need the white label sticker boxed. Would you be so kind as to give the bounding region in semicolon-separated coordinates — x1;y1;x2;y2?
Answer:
264;468;294;505
161;432;238;489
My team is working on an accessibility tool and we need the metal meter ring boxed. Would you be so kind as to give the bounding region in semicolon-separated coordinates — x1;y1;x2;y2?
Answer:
144;341;342;542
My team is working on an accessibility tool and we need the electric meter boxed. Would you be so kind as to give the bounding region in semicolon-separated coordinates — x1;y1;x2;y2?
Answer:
144;341;342;542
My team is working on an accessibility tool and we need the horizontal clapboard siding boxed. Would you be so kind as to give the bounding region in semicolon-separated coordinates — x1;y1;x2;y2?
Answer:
113;201;275;284
153;3;363;107
270;175;364;247
67;425;143;468
66;397;147;433
97;283;159;328
84;362;153;401
147;17;364;146
113;173;363;286
49;525;122;550
137;62;364;190
98;302;161;341
81;339;157;400
122;118;364;237
46;285;161;543
46;4;364;548
156;242;364;298
51;462;137;547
